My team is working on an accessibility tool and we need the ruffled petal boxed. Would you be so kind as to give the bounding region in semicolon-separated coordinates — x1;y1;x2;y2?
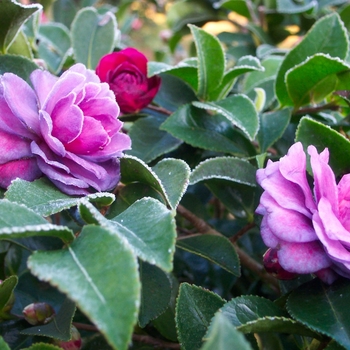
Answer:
278;241;332;274
0;130;33;164
30;69;58;107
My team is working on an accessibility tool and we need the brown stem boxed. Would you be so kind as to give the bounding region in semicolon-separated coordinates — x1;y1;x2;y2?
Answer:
293;103;339;115
176;205;280;291
229;222;256;244
147;104;173;116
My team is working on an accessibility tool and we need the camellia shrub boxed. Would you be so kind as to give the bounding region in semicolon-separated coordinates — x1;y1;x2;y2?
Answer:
1;0;350;349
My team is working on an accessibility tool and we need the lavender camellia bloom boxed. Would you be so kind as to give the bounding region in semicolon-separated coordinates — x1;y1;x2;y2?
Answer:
256;142;350;284
96;48;161;114
0;64;131;195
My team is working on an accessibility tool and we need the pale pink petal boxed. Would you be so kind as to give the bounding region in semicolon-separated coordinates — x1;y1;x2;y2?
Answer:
337;174;350;231
278;241;332;274
30;69;58;107
259;216;279;248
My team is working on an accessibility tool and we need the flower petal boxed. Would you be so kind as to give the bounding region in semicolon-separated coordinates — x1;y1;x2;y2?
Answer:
0;130;33;164
30;69;58;107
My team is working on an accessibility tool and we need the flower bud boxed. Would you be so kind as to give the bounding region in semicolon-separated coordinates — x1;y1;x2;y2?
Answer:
53;325;82;350
263;248;297;280
22;302;55;325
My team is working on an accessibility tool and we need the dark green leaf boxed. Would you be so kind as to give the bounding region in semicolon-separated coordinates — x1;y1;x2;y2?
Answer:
71;7;118;69
295;117;350;176
190;157;257;187
193;94;258;141
189;24;225;101
0;54;38;83
5;177;115;217
276;0;316;13
28;225;140;350
52;0;78;28
161;104;254;156
201;313;252;350
0;275;17;320
0;199;75;244
214;0;251;18
276;13;348;106
257;108;291;153
21;298;76;340
176;283;225;350
287;278;350;349
79;198;176;272
139;261;172;328
176;235;240;276
0;0;41;53
23;344;62;350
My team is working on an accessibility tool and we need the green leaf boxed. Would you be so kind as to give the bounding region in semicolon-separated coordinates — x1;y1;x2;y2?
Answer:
0;54;38;83
152;158;191;209
71;7;118;69
21;298;76;340
5;177;115;217
160;104;254;157
7;30;33;59
0;0;41;53
257;108;291;153
189;24;225;101
79;198;176;272
237;316;320;338
52;0;78;28
126;115;182;164
176;235;240;276
28;225;140;350
37;23;71;74
190;157;257;187
176;283;225;350
139;261;172;328
23;344;62;350
0;336;11;350
201;313;252;350
275;13;349;106
276;0;316;13
221;295;287;327
148;59;198;92
287;278;350;349
214;0;251;18
193;94;259;141
286;54;350;108
0;275;17;320
0;199;75;244
210;56;264;101
295;117;350;176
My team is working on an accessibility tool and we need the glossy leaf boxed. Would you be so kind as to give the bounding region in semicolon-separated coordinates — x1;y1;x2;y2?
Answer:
276;0;316;13
139;261;172;328
275;13;348;106
0;199;75;244
193;94;258;141
286;54;350;108
161;104;254;157
0;337;10;350
37;23;71;74
71;7;118;69
176;235;240;276
79;198;176;272
295;117;350;176
0;275;17;320
190;157;257;187
23;344;62;350
0;0;41;53
5;178;115;217
287;278;350;349
152;158;191;209
21;298;76;341
28;225;140;350
214;0;251;18
127;115;183;164
221;295;287;327
176;283;225;350
257;108;291;153
189;24;225;101
201;313;252;350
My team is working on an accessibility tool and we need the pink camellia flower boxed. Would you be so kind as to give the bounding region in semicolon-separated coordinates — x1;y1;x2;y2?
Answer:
96;48;161;114
256;142;350;284
0;63;131;195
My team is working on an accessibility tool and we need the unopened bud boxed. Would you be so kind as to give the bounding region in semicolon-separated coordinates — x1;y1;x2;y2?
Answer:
53;325;82;350
263;248;297;280
23;302;55;325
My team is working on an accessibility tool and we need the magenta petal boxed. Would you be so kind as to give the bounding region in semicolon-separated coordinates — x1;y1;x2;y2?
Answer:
337;174;350;232
30;69;58;107
0;158;42;188
0;130;33;164
308;145;338;212
278;241;332;274
2;73;40;134
314;268;338;284
79;96;119;119
259;216;279;248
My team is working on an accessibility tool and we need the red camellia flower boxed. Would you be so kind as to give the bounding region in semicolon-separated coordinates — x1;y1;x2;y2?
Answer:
96;48;161;114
